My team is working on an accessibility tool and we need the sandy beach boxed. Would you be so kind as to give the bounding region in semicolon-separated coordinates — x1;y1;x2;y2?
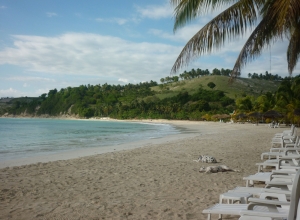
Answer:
0;120;287;220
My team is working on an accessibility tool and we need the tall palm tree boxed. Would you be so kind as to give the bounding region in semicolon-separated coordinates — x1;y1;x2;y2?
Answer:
170;0;300;77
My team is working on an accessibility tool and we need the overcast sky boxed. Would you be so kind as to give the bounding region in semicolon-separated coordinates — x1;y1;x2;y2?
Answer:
0;0;299;97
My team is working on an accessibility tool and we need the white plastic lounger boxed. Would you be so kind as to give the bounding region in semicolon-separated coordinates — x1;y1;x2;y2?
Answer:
203;192;290;220
274;125;295;137
261;148;300;160
257;154;300;172
243;172;272;187
256;160;279;172
203;204;248;220
238;169;300;220
244;163;299;187
229;187;291;197
203;173;295;219
203;169;300;220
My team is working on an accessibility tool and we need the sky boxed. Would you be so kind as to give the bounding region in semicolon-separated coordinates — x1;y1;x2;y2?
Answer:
0;0;299;98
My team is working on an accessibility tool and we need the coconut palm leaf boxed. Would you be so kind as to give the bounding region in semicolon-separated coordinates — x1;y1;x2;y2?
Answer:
231;15;280;77
171;0;260;74
171;0;236;32
287;22;300;74
171;0;300;76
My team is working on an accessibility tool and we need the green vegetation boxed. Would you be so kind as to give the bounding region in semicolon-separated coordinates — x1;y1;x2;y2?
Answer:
207;82;216;90
234;76;300;124
1;73;299;124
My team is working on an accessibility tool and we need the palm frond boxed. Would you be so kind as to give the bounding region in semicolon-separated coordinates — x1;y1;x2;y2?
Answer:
230;0;300;78
172;0;234;32
231;15;282;78
261;0;300;31
171;0;259;74
287;23;300;74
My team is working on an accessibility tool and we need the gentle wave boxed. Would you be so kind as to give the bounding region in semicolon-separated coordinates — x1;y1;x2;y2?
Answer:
0;118;180;160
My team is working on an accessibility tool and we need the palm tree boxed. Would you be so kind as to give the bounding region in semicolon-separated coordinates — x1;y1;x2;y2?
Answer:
170;0;300;77
275;78;300;123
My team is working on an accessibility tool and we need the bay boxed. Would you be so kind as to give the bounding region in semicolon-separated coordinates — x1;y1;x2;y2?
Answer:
0;118;180;161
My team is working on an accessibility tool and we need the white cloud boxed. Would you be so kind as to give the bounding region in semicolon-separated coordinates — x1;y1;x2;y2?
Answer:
5;76;56;82
46;12;57;17
149;24;202;42
36;88;50;95
0;5;7;9
0;33;181;83
135;2;173;19
0;88;22;97
118;78;128;83
23;83;28;87
96;17;128;25
0;31;298;95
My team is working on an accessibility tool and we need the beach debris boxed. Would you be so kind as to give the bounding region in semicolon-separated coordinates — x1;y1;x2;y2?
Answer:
199;165;239;173
193;155;217;163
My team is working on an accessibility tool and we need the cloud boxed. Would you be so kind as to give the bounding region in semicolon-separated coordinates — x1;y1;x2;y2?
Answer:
0;88;22;97
46;12;57;17
0;5;7;9
149;24;201;42
96;17;128;25
118;78;128;83
5;76;56;82
135;2;173;19
0;33;181;83
0;31;298;93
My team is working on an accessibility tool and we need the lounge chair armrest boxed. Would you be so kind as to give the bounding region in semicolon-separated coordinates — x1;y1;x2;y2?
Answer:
271;170;297;175
284;148;300;154
240;209;288;218
265;181;293;186
285;143;296;147
270;148;284;152
279;165;300;170
269;175;294;181
262;188;291;195
248;198;290;206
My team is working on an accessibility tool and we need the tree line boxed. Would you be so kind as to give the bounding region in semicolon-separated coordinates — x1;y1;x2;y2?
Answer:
248;71;283;81
235;76;300;124
161;68;285;84
2;75;299;123
2;80;235;120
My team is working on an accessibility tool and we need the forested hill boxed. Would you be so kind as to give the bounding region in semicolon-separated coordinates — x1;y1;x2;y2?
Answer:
0;74;294;121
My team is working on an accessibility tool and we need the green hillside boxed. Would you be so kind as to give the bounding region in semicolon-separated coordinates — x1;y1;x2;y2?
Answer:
151;75;280;100
0;75;287;121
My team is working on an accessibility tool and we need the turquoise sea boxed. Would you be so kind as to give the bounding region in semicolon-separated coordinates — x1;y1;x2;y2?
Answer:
0;118;180;161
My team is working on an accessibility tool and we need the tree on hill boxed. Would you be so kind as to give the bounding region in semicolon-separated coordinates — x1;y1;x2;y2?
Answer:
170;0;300;77
207;82;216;90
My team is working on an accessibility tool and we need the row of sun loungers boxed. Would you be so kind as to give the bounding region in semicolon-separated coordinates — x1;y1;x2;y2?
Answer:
202;124;300;220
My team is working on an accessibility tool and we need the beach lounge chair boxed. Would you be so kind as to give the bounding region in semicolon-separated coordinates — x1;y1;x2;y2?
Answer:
274;124;295;137
202;169;300;220
257;143;300;172
262;140;300;161
271;127;298;147
245;156;300;186
203;187;292;220
261;146;300;160
238;168;300;220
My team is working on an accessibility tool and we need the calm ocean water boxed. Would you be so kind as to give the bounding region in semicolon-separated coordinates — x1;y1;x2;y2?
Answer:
0;118;180;161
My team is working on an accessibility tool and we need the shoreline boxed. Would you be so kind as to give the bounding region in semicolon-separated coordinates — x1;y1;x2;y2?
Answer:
0;118;202;168
0;121;287;219
0;118;285;169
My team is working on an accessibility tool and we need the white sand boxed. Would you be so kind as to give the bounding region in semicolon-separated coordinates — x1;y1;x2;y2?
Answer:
0;121;287;219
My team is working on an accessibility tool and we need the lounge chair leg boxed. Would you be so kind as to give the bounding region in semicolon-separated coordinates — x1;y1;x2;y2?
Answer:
218;213;222;219
207;213;211;220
